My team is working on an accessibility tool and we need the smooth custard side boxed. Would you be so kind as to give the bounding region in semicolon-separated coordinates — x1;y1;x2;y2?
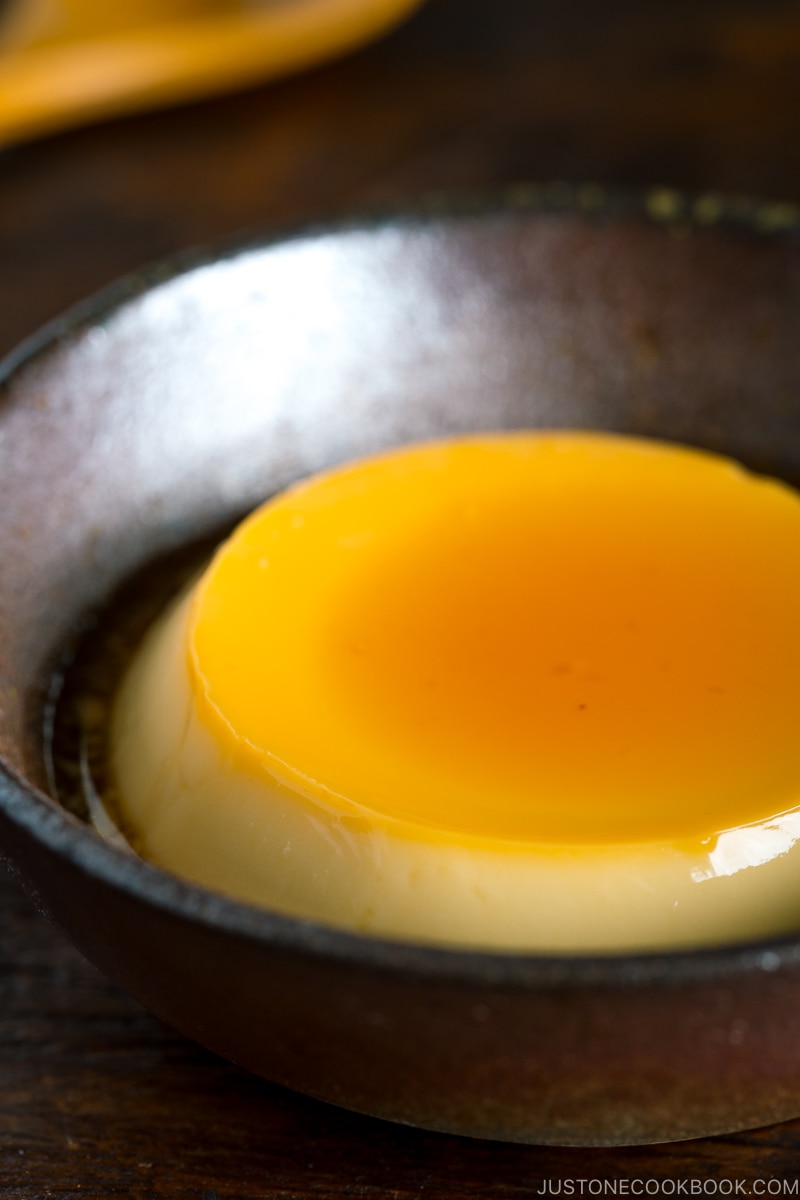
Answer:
110;588;800;952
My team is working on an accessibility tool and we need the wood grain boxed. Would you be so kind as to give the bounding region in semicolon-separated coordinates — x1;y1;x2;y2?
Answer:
3;0;800;1193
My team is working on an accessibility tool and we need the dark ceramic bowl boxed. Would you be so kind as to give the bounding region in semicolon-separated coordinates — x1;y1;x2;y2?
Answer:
2;186;800;1148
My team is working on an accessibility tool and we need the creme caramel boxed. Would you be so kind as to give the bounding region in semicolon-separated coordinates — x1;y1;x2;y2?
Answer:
109;433;800;951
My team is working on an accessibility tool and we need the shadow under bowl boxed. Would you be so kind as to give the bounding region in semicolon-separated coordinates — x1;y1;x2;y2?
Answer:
2;187;800;1147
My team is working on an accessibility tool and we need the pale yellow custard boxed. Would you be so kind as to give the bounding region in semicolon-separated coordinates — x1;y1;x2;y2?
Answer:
110;433;800;952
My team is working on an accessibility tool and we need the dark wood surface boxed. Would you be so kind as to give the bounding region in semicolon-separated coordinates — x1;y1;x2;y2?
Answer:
4;0;800;1194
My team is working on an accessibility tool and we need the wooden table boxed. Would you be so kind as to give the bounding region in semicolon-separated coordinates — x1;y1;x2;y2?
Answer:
3;0;800;1193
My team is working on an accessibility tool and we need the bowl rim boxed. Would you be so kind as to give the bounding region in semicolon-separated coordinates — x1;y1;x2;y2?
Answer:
3;182;800;989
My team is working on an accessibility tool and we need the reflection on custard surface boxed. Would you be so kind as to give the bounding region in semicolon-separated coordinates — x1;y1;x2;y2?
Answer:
111;433;800;951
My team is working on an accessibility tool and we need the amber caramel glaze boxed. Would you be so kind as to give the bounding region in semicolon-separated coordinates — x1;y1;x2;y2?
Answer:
188;433;800;850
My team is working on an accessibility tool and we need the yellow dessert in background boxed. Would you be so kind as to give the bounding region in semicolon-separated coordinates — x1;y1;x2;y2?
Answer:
110;433;800;952
0;0;425;148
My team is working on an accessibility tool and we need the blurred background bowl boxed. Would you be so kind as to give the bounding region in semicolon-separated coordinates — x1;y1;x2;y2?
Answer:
1;190;800;1147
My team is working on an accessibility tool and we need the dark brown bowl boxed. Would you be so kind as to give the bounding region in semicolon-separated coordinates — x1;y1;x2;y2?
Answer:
2;186;800;1148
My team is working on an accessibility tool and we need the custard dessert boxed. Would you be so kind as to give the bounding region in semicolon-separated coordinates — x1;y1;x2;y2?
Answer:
109;432;800;951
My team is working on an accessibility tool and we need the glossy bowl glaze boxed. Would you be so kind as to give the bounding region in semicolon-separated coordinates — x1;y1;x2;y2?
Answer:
2;187;800;1147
